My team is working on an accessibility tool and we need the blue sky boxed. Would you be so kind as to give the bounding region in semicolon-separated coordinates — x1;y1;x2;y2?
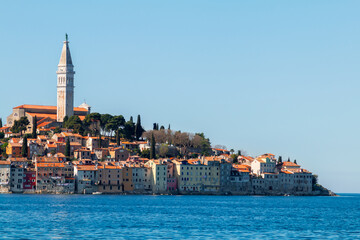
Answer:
1;1;359;193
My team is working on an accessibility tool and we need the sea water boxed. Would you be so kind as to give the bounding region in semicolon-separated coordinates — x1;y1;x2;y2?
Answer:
0;194;359;239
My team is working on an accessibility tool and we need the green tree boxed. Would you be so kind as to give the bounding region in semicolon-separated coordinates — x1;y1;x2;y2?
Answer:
32;116;37;139
278;156;282;163
99;133;102;148
11;117;30;136
287;157;290;162
0;132;4;139
65;138;70;160
150;133;156;159
159;144;169;157
116;129;120;145
168;124;170;130
83;112;101;135
135;115;144;140
54;127;61;134
100;114;113;135
140;149;151;159
123;118;135;140
0;118;2;128
21;136;28;158
238;150;242;156
106;115;125;140
196;133;212;156
294;159;297;164
64;116;84;135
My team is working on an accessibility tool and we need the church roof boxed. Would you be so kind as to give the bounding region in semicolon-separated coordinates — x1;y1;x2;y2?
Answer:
58;35;73;66
14;105;88;112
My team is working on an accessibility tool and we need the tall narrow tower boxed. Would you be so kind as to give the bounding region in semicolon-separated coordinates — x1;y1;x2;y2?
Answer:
57;34;75;122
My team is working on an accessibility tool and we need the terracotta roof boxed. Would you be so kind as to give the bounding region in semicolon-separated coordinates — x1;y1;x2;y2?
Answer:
14;104;88;112
37;162;65;168
76;165;97;171
0;161;11;165
282;162;300;167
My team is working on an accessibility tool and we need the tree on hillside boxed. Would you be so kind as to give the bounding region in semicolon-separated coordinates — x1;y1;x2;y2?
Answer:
116;129;120;145
159;144;169;158
0;132;4;139
100;114;113;135
140;149;150;159
65;138;70;160
32;116;37;139
135;115;144;141
99;133;102;148
11;117;30;136
83;112;101;135
150;133;156;159
196;133;212;156
160;125;165;130
238;150;242;156
123;117;135;140
106;115;125;140
168;124;170;130
287;157;290;162
294;159;297;164
0;118;2;128
21;136;28;158
64;116;84;135
278;156;283;163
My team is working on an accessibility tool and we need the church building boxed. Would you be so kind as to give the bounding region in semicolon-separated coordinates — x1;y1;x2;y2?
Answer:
5;35;90;133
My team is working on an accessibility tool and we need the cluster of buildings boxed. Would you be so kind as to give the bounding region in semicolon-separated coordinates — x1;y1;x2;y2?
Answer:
0;36;316;196
0;132;314;195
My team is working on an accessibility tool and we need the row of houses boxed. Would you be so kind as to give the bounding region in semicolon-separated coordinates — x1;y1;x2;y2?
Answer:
0;153;313;195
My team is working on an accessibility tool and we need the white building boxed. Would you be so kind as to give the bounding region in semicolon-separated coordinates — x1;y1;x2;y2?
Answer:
251;157;276;176
0;161;11;193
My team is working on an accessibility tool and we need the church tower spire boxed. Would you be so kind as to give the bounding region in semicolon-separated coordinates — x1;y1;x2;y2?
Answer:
57;34;75;122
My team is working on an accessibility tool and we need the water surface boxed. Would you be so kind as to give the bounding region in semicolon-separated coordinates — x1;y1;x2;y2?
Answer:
0;194;359;239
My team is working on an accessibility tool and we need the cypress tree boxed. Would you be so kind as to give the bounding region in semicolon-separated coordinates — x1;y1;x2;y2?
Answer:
168;124;170;130
32;116;37;139
0;118;2;128
160;125;165;130
287;157;290;162
99;133;102;148
294;159;297;164
150;133;156;159
278;156;282;163
21;136;28;158
65;138;70;160
238;150;241;156
135;115;144;141
153;123;157;130
116;129;120;145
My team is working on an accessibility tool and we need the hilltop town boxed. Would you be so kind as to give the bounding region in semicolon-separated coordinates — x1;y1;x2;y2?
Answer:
0;36;333;196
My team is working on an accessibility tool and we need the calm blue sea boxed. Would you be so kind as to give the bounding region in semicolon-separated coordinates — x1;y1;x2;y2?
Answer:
0;194;359;239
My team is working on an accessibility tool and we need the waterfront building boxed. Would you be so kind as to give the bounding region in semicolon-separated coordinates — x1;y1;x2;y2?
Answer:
175;160;221;193
146;160;168;194
98;164;123;193
36;162;75;193
0;161;11;193
74;165;98;194
132;165;152;193
23;168;36;193
122;166;134;192
10;165;24;193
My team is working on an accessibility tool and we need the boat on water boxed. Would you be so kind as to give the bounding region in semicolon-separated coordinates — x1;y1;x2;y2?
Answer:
92;192;103;195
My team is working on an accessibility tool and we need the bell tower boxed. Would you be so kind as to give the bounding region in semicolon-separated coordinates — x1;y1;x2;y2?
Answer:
57;34;75;122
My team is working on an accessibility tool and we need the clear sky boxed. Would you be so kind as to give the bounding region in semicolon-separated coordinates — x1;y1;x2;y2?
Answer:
1;1;359;193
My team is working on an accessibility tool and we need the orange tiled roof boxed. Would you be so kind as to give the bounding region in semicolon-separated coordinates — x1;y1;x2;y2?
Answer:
76;165;97;171
14;104;88;112
37;162;65;168
0;161;11;165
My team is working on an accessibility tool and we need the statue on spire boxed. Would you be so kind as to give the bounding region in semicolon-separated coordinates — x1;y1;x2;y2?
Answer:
65;33;68;42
